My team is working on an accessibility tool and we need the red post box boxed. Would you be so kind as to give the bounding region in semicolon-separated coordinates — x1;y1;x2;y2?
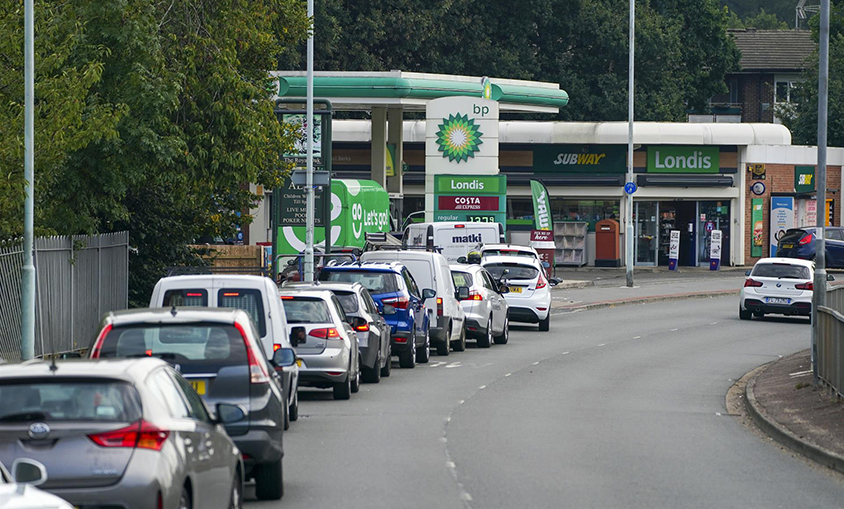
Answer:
595;219;620;267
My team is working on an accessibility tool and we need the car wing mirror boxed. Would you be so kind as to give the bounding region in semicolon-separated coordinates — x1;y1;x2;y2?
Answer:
745;269;751;276
272;347;296;368
422;288;437;300
457;256;467;264
456;286;470;300
12;459;47;486
289;326;306;347
382;304;397;315
215;403;246;425
828;274;836;282
542;261;550;269
498;285;510;294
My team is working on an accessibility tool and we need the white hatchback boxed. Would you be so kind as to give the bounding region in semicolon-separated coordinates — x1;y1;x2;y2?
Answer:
740;257;815;320
481;256;552;331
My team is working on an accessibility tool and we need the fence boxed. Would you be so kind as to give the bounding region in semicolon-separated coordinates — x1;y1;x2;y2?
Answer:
0;232;129;361
817;285;844;399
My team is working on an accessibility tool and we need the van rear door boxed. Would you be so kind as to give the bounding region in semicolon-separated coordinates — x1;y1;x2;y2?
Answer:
434;224;502;262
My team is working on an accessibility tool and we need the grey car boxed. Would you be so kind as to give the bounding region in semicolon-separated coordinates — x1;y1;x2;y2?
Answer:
0;358;244;509
451;264;510;347
90;307;286;501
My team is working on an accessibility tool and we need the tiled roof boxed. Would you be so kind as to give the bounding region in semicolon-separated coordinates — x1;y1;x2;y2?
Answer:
728;29;816;71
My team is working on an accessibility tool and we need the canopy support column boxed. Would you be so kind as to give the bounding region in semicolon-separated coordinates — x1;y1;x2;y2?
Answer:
371;107;388;189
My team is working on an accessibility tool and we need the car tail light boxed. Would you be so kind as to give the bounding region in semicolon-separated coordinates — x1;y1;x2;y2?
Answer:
744;278;763;287
796;282;814;290
309;327;341;339
465;291;483;301
799;234;813;245
394;336;408;343
355;322;370;332
437;297;443;316
455;224;465;228
536;277;547;290
89;324;113;359
382;297;409;309
273;343;281;352
88;420;169;451
157;492;163;509
234;322;270;384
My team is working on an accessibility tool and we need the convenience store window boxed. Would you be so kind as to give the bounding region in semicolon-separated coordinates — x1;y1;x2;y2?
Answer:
551;199;620;231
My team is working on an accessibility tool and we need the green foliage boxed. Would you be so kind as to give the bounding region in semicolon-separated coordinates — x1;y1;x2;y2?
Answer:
744;9;789;29
721;0;797;27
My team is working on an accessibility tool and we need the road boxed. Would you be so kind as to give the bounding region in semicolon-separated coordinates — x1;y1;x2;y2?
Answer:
247;296;844;508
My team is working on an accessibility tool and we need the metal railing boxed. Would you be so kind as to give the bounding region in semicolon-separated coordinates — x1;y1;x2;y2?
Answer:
817;285;844;398
0;232;128;362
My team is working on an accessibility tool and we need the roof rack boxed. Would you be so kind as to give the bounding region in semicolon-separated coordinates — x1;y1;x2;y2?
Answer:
165;266;271;277
364;231;403;252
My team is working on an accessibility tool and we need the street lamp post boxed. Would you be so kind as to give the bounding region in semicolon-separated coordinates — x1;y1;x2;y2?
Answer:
304;0;315;282
625;0;635;287
21;0;35;360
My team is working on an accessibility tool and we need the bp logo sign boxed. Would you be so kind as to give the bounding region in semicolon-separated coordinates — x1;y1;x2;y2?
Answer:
436;113;483;163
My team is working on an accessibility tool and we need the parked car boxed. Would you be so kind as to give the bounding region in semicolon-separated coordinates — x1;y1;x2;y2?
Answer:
90;308;285;500
361;250;467;355
318;262;431;368
775;227;844;268
284;281;392;382
278;288;362;400
739;257;828;320
403;221;505;262
482;256;552;331
0;358;245;508
0;459;73;509
477;243;540;261
451;264;510;347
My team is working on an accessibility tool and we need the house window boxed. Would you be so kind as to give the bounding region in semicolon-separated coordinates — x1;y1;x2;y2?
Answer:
775;81;799;104
728;79;739;104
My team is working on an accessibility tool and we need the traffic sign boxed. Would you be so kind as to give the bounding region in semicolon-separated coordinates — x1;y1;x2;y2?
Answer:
624;181;637;195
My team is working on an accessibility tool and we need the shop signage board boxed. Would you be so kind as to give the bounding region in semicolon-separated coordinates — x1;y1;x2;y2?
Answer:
530;229;556;278
425;97;499;175
794;166;816;193
770;196;795;256
437;195;502;211
748;163;766;180
751;198;764;257
646;146;720;173
282;114;324;166
277;176;326;227
709;230;722;270
435;175;506;194
533;145;626;173
668;230;680;271
433;174;507;227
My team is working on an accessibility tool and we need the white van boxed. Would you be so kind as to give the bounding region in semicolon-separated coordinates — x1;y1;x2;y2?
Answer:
360;250;467;356
149;274;290;357
403;222;506;262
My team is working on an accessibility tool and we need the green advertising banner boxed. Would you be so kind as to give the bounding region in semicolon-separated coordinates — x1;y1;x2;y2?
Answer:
647;146;720;173
530;180;553;230
751;198;764;257
435;175;506;194
533;145;626;173
795;165;816;193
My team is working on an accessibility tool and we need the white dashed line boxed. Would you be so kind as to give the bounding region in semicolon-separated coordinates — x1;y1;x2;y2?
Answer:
715;412;722;416
458;400;465;405
446;461;456;469
598;344;606;347
633;336;641;339
504;373;512;377
532;361;540;366
562;351;570;355
478;385;486;390
670;328;679;332
710;322;719;325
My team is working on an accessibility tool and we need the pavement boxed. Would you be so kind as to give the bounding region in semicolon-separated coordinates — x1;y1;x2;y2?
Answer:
744;349;844;473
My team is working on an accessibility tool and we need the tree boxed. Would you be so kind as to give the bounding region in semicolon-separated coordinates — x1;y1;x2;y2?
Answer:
744;9;789;29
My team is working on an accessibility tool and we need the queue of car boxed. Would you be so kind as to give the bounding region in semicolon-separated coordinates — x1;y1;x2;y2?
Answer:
0;223;556;508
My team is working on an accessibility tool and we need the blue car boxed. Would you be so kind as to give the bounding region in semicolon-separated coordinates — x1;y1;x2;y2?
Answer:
776;227;844;268
318;262;433;368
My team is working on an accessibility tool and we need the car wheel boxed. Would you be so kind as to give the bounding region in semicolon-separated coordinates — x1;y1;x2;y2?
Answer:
399;348;416;368
538;314;550;332
179;485;192;509
350;359;361;393
254;458;284;500
478;318;492;348
436;325;451;356
282;395;290;430
417;327;431;363
363;349;382;383
229;468;243;509
289;389;298;422
333;373;352;400
381;344;392;377
494;315;509;345
453;324;467;352
739;306;752;320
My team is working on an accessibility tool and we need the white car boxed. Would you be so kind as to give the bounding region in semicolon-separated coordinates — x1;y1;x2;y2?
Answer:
451;264;510;347
0;459;73;508
478;244;540;261
481;256;552;331
740;257;815;320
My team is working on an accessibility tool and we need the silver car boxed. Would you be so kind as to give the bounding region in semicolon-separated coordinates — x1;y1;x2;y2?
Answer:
279;289;361;400
450;264;510;347
0;358;244;509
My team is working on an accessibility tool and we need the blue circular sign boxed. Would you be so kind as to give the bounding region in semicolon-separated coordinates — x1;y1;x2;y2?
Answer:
751;181;766;196
624;182;637;195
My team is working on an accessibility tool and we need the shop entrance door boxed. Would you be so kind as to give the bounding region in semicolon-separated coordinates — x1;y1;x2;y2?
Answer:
673;202;698;266
635;201;658;266
698;201;730;266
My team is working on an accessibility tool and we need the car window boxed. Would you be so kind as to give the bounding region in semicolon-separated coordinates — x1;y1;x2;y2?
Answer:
361;288;379;314
169;371;211;423
217;289;266;337
281;297;333;323
147;369;190;418
452;271;473;288
319;270;398;294
483;249;535;258
0;379;142;423
163;289;208;307
752;263;811;279
403;269;421;297
483;263;540;281
482;271;497;290
334;291;359;315
403;260;435;291
331;295;348;323
825;229;842;240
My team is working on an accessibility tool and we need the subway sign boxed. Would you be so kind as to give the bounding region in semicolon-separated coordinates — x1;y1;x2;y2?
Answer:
533;145;626;173
647;146;720;173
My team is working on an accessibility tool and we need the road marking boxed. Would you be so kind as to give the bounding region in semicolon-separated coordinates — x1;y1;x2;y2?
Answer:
532;361;540;366
478;385;486;390
458;400;465;405
670;328;679;332
462;493;473;502
429;361;447;368
789;370;812;377
504;373;512;377
440;437;447;443
446;417;451;423
710;321;719;325
446;461;456;469
562;351;570;355
598;344;606;347
445;362;462;368
715;412;722;416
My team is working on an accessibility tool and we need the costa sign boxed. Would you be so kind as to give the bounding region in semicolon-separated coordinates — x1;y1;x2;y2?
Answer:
437;196;500;211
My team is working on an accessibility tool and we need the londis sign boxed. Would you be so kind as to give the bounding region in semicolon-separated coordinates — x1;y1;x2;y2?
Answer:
435;175;505;194
647;146;720;174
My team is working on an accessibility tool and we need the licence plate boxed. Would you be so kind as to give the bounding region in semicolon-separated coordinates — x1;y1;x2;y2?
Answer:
781;243;794;249
188;380;206;395
765;297;791;304
509;286;523;294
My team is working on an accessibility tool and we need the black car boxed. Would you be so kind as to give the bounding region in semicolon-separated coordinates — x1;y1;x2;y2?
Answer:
776;227;844;268
90;307;287;501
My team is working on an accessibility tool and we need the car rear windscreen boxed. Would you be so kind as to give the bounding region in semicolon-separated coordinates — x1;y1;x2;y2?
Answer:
282;297;333;324
0;380;142;423
452;271;473;288
163;289;208;307
483;249;535;258
484;263;539;281
779;229;814;242
97;323;248;374
320;270;398;294
217;289;266;337
333;291;359;314
752;263;811;279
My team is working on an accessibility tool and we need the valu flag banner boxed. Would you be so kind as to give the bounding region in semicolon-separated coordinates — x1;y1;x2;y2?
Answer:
530;180;553;231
